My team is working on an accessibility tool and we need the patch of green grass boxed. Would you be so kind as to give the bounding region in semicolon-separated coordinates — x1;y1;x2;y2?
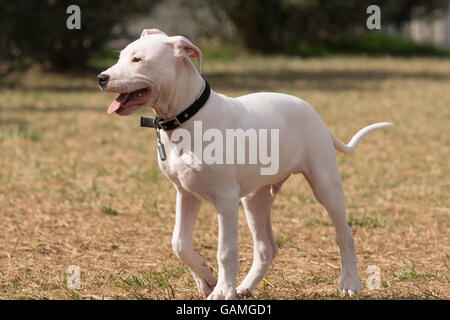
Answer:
101;206;119;216
127;166;161;183
298;193;314;204
146;167;161;182
82;179;109;197
120;264;188;299
308;271;326;285
444;274;450;284
8;280;22;296
70;290;81;300
1;124;41;141
291;281;301;293
348;210;387;228
302;215;333;227
258;277;275;299
393;262;439;281
276;233;297;249
150;199;158;217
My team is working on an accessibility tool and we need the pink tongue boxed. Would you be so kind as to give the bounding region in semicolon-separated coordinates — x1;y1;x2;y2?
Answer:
107;93;128;114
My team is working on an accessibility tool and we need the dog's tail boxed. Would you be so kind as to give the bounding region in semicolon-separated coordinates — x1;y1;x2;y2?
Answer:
331;122;393;154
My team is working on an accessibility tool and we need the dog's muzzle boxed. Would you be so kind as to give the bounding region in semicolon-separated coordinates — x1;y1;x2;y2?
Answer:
97;73;109;88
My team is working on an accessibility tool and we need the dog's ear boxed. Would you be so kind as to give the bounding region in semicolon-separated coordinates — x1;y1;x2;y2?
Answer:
170;36;203;73
140;28;167;38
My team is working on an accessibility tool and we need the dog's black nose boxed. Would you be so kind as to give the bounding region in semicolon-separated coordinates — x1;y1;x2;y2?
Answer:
97;73;109;88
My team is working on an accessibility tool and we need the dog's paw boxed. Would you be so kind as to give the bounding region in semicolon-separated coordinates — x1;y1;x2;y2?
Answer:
236;280;255;297
339;275;362;297
236;284;254;297
207;282;236;300
193;274;217;297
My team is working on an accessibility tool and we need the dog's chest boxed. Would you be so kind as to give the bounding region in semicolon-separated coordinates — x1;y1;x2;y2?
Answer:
158;150;215;201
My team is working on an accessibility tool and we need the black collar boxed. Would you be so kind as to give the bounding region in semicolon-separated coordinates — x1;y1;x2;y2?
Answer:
140;79;210;131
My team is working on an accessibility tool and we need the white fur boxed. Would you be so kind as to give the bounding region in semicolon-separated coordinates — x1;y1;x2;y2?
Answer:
100;29;392;300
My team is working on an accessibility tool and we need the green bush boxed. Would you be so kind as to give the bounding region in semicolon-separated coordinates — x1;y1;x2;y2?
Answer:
0;0;160;70
285;33;450;57
209;0;449;55
345;32;450;56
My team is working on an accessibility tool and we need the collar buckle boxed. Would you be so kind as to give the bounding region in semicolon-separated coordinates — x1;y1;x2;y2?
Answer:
156;116;182;131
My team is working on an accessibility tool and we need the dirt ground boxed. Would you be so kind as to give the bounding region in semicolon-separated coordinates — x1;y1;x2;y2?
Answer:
0;56;448;299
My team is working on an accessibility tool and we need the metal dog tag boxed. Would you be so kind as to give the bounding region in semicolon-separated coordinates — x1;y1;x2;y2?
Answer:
157;141;167;161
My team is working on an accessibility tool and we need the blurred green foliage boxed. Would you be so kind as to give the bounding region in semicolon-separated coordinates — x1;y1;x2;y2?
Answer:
1;0;448;72
278;32;450;57
208;0;449;53
0;0;160;70
337;32;450;56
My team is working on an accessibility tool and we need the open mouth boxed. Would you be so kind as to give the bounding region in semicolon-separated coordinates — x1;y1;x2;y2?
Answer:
107;88;151;115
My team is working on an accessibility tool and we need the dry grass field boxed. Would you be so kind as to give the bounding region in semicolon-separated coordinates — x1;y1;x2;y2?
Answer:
0;56;449;299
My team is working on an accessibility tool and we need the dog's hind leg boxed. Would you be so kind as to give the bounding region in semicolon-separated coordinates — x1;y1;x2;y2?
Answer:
303;145;362;295
237;185;278;296
172;188;217;297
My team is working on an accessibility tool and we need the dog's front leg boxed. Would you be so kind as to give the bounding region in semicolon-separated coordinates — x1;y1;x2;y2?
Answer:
207;195;239;300
172;189;217;297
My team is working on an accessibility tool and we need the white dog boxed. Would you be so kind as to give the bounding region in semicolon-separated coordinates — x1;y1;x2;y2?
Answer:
98;29;392;300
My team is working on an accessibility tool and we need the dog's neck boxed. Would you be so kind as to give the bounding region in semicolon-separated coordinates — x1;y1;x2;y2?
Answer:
152;58;204;120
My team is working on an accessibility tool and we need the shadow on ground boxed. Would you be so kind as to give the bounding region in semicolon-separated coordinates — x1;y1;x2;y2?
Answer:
206;69;449;92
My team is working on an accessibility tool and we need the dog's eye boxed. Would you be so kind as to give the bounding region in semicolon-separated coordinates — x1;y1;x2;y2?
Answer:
132;57;142;63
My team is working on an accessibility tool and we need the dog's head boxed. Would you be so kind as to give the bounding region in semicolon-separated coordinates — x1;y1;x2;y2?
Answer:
98;29;202;116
